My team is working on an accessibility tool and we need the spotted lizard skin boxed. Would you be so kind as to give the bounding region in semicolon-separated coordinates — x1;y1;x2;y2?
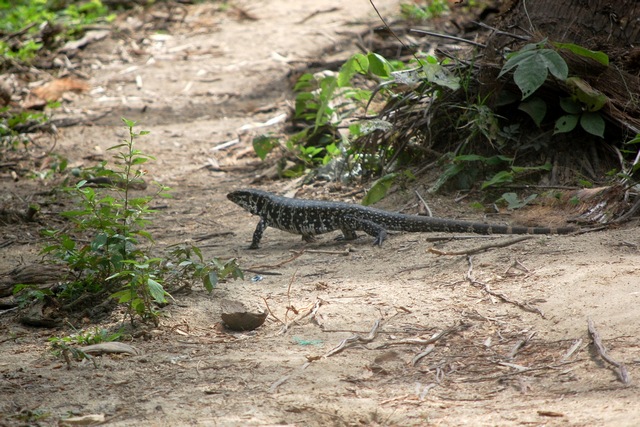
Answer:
227;189;575;249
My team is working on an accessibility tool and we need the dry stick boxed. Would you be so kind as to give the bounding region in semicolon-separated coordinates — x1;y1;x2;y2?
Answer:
408;323;469;366
560;339;583;363
248;250;305;270
587;318;631;385
278;298;325;335
470;21;531;41
414;190;433;217
261;296;284;326
302;248;354;256
321;318;383;358
295;7;340;24
429;235;533;256
466;256;545;318
284;269;299;324
409;29;486;48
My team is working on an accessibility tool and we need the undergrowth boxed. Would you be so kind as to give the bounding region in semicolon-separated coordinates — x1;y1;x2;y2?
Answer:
251;17;638;209
22;118;243;325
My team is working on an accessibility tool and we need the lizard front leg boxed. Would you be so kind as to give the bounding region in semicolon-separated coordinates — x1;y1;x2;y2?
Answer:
249;218;268;249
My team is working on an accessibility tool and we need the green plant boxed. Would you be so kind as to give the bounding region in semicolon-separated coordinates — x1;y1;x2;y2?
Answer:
41;118;168;322
498;192;538;210
48;326;122;368
0;108;50;149
37;118;242;324
163;244;243;293
0;0;115;63
499;40;609;138
400;0;450;22
12;284;54;308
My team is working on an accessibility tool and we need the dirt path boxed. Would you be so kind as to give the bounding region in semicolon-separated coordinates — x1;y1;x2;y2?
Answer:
2;1;640;426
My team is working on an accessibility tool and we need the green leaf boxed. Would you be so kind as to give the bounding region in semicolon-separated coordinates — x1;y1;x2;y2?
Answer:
553;42;609;66
554;114;579;134
362;173;397;206
422;62;460;90
565;77;608;112
500;47;568;99
112;289;134;303
481;170;514;189
252;135;279;161
559;97;582;114
513;58;547;99
122;117;135;128
499;49;537;77
501;192;538;209
580;112;605;137
204;272;218;292
338;54;368;87
518;97;547;126
539;49;568;80
147;278;166;303
367;52;392;78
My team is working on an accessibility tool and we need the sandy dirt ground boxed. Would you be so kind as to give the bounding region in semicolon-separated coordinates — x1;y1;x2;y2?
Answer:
1;1;640;426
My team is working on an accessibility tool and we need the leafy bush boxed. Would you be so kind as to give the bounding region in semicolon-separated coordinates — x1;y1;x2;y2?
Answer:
38;119;242;324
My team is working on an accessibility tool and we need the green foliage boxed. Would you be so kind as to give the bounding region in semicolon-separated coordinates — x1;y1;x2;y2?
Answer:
164;244;243;293
0;0;115;63
36;118;242;324
362;173;398;206
430;153;551;193
48;326;123;368
499;41;568;99
554;97;605;137
400;0;450;22
499;192;538;210
0;108;49;148
252;51;459;183
12;284;53;308
49;326;123;348
552;42;609;66
500;41;609;138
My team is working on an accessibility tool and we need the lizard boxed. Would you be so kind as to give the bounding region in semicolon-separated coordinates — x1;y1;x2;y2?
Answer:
227;188;576;249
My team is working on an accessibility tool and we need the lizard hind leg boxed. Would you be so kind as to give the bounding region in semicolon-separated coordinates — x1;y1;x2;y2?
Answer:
343;216;387;245
338;228;358;241
301;234;316;243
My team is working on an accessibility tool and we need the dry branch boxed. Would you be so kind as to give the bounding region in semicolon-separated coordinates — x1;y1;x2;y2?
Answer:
466;256;545;317
429;235;533;256
322;318;382;358
587;318;631;385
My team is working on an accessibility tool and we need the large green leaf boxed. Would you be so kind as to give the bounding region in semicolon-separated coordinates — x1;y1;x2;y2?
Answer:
553;42;609;66
554;114;579;134
565;77;608;112
518;97;547;126
147;278;167;303
500;46;568;99
580;112;605;137
362;173;397;206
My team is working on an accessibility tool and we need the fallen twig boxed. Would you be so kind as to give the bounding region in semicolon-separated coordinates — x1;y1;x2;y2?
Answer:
409;29;486;48
322;318;382;358
248;250;305;270
301;248;354;256
466;256;545;317
414;190;432;217
587;318;631;384
560;339;583;362
296;7;340;24
429;235;533;256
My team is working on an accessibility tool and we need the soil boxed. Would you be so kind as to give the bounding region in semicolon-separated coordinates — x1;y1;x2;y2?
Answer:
1;1;640;426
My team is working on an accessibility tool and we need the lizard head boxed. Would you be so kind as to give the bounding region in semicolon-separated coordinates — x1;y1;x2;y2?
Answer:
227;189;269;214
